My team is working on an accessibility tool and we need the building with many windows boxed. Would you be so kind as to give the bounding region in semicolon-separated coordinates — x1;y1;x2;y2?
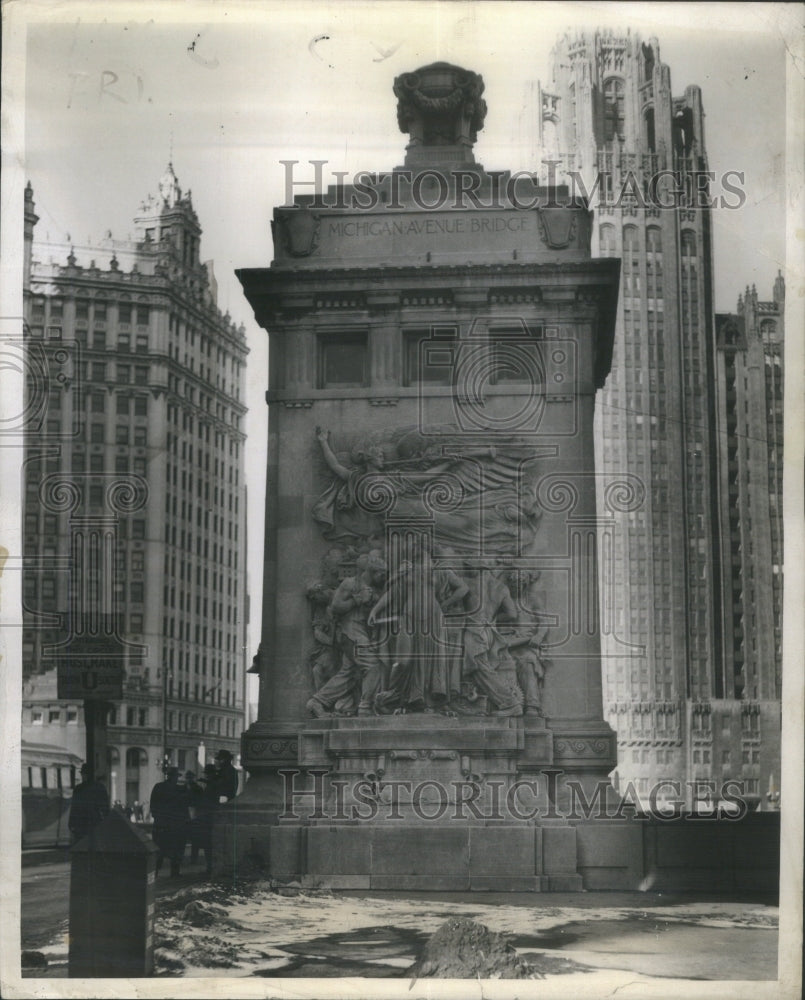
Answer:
538;31;782;808
714;277;784;705
21;167;249;805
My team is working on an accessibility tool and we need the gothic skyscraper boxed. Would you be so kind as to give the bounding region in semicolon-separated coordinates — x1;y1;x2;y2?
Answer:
540;31;780;806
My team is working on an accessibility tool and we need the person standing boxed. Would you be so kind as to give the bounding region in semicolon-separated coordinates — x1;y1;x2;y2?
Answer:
149;767;189;877
68;764;110;845
186;769;204;865
214;750;239;802
190;763;219;875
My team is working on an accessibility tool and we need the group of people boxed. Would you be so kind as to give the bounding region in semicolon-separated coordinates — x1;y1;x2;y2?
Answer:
149;749;239;878
67;750;240;880
305;534;551;720
112;799;145;822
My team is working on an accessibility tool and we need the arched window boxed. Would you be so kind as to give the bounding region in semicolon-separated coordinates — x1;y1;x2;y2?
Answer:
603;78;625;143
646;226;662;253
568;82;576;131
646;226;663;302
644;107;656;153
599;223;616;256
681;231;697;259
622;226;640;296
642;43;655;83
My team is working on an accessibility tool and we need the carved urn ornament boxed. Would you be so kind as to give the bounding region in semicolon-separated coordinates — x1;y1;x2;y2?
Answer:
393;62;487;165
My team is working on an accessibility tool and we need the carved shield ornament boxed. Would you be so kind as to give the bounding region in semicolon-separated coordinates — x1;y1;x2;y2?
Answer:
537;209;578;249
279;207;321;257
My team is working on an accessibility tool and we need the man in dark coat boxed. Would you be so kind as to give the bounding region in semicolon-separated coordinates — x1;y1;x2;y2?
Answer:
214;750;239;802
68;764;110;845
149;767;189;876
189;763;219;875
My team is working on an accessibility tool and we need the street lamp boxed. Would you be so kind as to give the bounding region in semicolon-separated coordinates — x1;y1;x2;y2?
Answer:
160;665;174;775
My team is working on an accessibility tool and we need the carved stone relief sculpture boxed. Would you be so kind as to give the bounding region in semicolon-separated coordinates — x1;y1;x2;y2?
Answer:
306;425;553;718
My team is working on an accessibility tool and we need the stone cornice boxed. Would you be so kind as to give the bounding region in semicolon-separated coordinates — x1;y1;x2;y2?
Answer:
242;258;620;286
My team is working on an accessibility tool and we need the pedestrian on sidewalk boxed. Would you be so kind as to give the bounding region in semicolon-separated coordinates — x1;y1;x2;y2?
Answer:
190;763;219;875
149;767;189;877
214;749;239;802
68;764;109;845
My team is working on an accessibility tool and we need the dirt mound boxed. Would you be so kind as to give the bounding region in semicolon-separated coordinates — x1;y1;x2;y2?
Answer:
181;899;227;927
154;931;242;973
158;882;246;912
408;918;543;980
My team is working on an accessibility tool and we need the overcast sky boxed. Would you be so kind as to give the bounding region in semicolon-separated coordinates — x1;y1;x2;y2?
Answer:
8;0;798;671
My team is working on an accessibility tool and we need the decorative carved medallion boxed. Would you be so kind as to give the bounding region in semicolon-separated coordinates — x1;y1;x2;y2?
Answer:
537;210;578;249
276;207;321;257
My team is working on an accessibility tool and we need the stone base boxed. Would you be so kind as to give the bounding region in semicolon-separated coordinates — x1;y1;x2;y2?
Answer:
213;815;578;890
222;715;624;890
221;719;778;893
212;804;781;894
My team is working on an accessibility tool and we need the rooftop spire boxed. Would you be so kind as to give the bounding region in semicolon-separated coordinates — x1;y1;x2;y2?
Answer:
158;162;182;207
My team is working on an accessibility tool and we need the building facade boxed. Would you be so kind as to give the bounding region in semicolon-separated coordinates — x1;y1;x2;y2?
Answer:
21;168;249;805
539;31;782;808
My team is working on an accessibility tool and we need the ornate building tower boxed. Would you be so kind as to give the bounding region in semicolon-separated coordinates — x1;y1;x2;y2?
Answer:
541;31;782;810
711;279;784;806
542;32;726;806
21;170;249;804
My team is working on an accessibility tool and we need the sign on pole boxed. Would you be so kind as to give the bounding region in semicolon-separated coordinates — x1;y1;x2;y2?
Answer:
57;659;124;701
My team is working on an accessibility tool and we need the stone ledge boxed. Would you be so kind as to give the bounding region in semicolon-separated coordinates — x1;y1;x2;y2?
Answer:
321;717;525;753
370;875;470;891
470;876;545;891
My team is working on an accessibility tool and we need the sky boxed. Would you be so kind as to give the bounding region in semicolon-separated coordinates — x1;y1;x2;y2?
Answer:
6;0;798;678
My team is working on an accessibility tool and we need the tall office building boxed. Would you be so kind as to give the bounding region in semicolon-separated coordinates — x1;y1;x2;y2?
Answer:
708;279;784;803
538;31;781;807
21;168;249;805
715;277;784;704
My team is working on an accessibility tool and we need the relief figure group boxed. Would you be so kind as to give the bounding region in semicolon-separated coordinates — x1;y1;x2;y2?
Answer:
305;426;553;720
